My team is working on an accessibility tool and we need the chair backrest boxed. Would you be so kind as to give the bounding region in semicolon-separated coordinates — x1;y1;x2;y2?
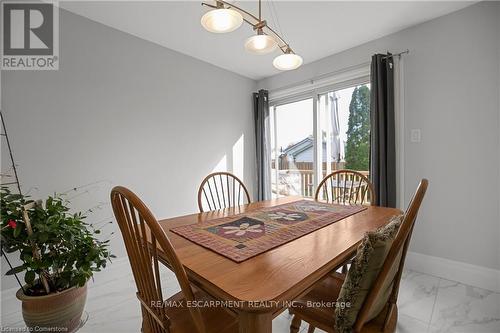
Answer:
111;186;205;333
353;179;428;332
315;169;375;206
198;172;251;212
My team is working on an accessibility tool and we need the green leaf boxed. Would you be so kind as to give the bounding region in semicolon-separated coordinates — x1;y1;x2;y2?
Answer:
6;265;25;275
3;246;16;254
38;232;49;243
13;224;22;238
24;270;35;284
0;188;114;290
22;253;33;262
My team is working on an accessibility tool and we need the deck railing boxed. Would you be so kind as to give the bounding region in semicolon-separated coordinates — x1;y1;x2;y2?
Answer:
271;162;369;198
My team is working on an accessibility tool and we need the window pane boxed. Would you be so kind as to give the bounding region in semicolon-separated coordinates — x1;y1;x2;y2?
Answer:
269;83;370;201
318;84;371;193
271;98;314;198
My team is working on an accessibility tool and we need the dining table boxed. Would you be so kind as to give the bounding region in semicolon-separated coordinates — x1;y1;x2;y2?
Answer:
156;196;401;333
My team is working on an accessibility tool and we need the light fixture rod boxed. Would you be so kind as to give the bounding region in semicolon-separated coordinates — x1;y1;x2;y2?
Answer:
259;0;261;22
201;3;217;9
202;0;292;54
265;24;292;53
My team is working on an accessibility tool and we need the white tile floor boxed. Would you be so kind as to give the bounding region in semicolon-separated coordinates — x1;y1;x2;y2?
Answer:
1;258;499;333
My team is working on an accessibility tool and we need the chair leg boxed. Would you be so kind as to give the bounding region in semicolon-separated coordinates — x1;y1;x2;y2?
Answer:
307;324;316;333
383;302;396;331
290;315;302;333
140;307;148;333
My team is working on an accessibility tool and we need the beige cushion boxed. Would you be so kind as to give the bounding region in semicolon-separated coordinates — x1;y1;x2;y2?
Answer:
334;215;403;333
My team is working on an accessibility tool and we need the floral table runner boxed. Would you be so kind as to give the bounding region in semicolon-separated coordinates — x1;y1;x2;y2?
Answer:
170;200;366;262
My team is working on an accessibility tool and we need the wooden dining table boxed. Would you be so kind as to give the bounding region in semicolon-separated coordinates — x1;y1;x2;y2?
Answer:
156;196;401;333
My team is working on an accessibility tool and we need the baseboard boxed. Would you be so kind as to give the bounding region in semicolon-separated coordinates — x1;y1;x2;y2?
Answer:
406;251;500;292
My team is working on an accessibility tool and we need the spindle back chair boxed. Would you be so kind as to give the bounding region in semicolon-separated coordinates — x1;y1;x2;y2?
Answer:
198;172;251;212
352;179;427;332
291;179;428;333
315;170;375;206
111;186;205;333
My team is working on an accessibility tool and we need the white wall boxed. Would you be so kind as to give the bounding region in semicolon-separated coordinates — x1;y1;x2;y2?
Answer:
1;9;256;289
259;2;500;272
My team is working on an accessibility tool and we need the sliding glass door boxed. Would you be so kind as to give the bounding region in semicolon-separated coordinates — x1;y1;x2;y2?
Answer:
270;83;371;199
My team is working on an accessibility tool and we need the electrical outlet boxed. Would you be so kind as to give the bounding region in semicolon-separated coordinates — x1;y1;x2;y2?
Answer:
410;129;421;143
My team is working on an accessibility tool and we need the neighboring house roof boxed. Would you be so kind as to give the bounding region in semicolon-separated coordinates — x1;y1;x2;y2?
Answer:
281;136;342;163
281;136;314;157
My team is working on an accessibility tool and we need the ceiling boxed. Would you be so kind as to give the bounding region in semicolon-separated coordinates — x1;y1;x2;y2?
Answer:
61;1;475;80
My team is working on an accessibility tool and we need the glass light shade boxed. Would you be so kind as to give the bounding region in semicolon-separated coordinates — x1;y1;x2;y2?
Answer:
273;53;303;70
244;34;278;54
201;8;243;33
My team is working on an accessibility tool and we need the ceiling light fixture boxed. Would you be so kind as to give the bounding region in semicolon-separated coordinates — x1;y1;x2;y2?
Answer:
201;0;302;71
244;28;277;54
201;7;243;33
273;47;303;71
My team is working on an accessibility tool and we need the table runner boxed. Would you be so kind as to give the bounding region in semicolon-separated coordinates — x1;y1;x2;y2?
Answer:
171;200;366;262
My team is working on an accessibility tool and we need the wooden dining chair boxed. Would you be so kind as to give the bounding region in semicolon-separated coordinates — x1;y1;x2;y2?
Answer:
111;186;238;333
290;179;428;333
315;170;375;206
316;170;375;273
198;172;251;212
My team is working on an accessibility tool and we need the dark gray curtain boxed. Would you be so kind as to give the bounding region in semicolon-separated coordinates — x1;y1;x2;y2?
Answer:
253;89;271;201
370;54;396;207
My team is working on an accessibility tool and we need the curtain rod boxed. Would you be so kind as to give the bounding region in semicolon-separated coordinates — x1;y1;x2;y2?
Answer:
268;61;370;94
268;49;409;95
382;49;410;59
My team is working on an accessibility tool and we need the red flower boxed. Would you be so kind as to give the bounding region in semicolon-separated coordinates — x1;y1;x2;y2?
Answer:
7;220;17;229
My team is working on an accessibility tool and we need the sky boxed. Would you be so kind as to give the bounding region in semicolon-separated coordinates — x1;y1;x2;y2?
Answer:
271;84;367;160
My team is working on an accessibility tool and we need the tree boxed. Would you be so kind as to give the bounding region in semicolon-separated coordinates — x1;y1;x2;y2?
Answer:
344;86;370;171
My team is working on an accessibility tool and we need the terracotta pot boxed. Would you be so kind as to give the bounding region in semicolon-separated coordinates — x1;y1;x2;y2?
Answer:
16;283;87;333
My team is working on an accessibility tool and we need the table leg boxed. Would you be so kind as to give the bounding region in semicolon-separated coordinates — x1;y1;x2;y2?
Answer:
238;311;272;333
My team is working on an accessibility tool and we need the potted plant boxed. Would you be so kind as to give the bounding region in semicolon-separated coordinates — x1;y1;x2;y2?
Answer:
1;187;114;332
